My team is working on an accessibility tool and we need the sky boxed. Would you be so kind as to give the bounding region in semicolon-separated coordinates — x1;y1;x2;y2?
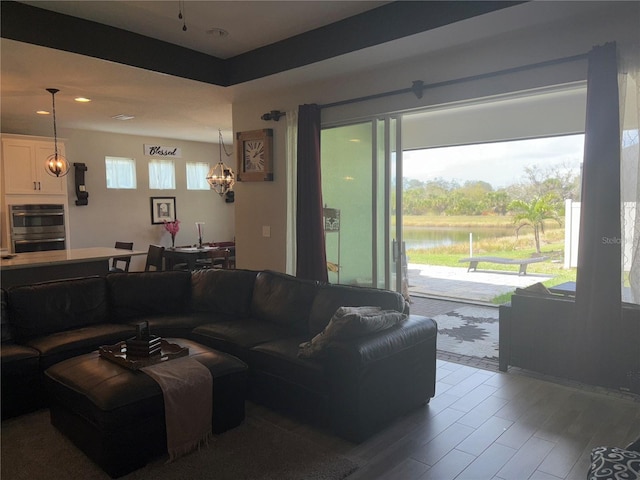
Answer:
402;134;585;189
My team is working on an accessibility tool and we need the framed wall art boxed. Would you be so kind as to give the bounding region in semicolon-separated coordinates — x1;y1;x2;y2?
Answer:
236;129;273;182
150;196;176;224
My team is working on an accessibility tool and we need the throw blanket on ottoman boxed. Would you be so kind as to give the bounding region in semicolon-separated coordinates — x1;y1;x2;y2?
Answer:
142;357;213;460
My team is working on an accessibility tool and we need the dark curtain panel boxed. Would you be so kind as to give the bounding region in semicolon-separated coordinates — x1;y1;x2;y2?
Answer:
574;42;622;387
296;104;328;282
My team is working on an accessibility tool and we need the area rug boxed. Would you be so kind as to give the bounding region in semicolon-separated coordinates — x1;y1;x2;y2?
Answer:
431;305;499;360
1;409;359;480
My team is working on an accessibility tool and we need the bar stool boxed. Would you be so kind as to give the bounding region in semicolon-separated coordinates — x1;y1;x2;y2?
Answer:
110;241;134;272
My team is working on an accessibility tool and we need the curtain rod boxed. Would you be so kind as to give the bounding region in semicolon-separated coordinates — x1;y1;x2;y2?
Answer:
318;52;589;110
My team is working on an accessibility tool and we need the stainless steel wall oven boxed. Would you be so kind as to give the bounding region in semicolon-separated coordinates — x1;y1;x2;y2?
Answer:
10;204;66;253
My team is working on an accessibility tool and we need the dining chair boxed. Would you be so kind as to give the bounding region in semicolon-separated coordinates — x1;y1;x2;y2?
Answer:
210;248;231;269
144;244;165;271
210;241;236;269
110;241;134;272
170;245;193;271
195;248;231;270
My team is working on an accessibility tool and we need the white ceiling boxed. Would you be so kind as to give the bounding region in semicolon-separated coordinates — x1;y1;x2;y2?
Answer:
2;1;388;144
0;1;611;145
1;39;237;143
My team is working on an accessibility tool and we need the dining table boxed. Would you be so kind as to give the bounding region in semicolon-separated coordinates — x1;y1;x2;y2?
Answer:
162;246;223;270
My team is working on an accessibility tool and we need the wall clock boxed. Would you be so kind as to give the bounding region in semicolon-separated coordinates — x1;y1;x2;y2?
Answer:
236;129;273;182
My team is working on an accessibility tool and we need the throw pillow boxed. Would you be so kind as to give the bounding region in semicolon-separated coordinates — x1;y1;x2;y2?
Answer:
515;282;552;297
588;445;640;480
298;306;407;359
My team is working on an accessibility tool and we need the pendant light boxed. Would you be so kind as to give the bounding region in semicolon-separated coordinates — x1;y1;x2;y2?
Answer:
206;129;235;196
45;88;70;177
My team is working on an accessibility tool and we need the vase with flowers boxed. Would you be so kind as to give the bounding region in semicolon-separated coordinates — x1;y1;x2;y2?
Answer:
163;219;180;248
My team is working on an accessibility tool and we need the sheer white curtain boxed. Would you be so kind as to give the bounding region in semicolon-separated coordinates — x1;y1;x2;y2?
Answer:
149;159;175;190
619;54;640;304
285;109;298;275
105;156;136;189
186;162;210;190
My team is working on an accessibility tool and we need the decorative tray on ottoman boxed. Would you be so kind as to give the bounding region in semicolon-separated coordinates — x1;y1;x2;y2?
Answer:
126;334;162;357
99;339;189;370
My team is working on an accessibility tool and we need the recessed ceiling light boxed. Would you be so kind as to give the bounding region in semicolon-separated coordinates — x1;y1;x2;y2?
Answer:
112;114;135;121
74;97;91;103
206;27;228;38
36;110;50;115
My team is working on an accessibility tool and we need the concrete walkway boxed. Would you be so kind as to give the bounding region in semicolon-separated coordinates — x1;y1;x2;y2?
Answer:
407;263;551;304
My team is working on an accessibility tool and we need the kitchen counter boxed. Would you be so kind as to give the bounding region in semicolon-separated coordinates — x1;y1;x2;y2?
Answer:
1;247;147;288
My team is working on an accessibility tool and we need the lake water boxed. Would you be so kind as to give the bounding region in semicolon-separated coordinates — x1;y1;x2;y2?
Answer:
402;226;515;250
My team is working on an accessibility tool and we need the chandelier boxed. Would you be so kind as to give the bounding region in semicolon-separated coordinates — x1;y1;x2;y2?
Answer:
45;88;70;177
206;129;235;196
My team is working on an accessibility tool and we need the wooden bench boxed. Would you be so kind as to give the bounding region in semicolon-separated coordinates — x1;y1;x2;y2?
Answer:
459;256;547;276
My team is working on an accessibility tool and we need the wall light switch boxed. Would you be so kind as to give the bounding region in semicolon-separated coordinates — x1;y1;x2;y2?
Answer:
262;225;271;238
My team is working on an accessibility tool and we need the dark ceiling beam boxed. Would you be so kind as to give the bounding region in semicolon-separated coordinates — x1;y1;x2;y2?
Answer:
0;1;227;86
226;1;524;85
1;1;525;87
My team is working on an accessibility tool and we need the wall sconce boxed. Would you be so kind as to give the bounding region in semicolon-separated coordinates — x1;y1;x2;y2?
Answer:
45;88;70;177
206;129;235;196
74;162;89;206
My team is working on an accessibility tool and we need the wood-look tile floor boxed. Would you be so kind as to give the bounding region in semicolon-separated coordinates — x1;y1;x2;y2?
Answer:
259;358;640;480
347;359;640;480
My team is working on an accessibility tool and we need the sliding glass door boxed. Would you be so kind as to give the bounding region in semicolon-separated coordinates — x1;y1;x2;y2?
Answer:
320;116;402;292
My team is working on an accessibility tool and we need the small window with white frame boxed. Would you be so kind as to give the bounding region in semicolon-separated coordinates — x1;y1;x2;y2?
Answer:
105;156;137;189
149;159;176;190
186;162;211;190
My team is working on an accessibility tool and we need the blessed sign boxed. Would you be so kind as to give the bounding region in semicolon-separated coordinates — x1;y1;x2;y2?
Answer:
144;144;182;158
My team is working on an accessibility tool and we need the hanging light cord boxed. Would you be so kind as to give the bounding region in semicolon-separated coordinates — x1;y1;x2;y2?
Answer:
219;129;232;157
178;1;187;31
47;88;60;159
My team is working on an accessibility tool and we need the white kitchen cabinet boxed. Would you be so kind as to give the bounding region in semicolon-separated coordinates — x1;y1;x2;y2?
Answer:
1;136;67;195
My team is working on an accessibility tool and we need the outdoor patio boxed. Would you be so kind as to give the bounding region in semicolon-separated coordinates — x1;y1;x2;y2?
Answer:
407;262;551;304
407;263;551;365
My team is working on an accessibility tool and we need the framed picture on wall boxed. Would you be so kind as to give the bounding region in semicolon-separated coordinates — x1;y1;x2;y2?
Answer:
150;196;176;224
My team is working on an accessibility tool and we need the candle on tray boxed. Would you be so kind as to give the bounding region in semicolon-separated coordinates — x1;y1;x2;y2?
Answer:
196;222;205;248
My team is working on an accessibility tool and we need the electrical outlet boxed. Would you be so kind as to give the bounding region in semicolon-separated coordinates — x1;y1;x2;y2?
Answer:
262;225;271;238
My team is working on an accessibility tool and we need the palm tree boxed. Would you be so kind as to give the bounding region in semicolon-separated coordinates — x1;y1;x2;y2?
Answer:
508;193;562;253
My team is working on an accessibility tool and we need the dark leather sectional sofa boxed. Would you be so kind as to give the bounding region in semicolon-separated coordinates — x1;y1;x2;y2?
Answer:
1;268;438;442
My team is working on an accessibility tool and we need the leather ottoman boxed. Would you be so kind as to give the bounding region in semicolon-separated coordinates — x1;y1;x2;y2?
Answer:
44;338;247;478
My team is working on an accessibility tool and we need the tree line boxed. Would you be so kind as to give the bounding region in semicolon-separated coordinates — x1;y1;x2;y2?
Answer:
400;164;581;252
401;164;580;217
